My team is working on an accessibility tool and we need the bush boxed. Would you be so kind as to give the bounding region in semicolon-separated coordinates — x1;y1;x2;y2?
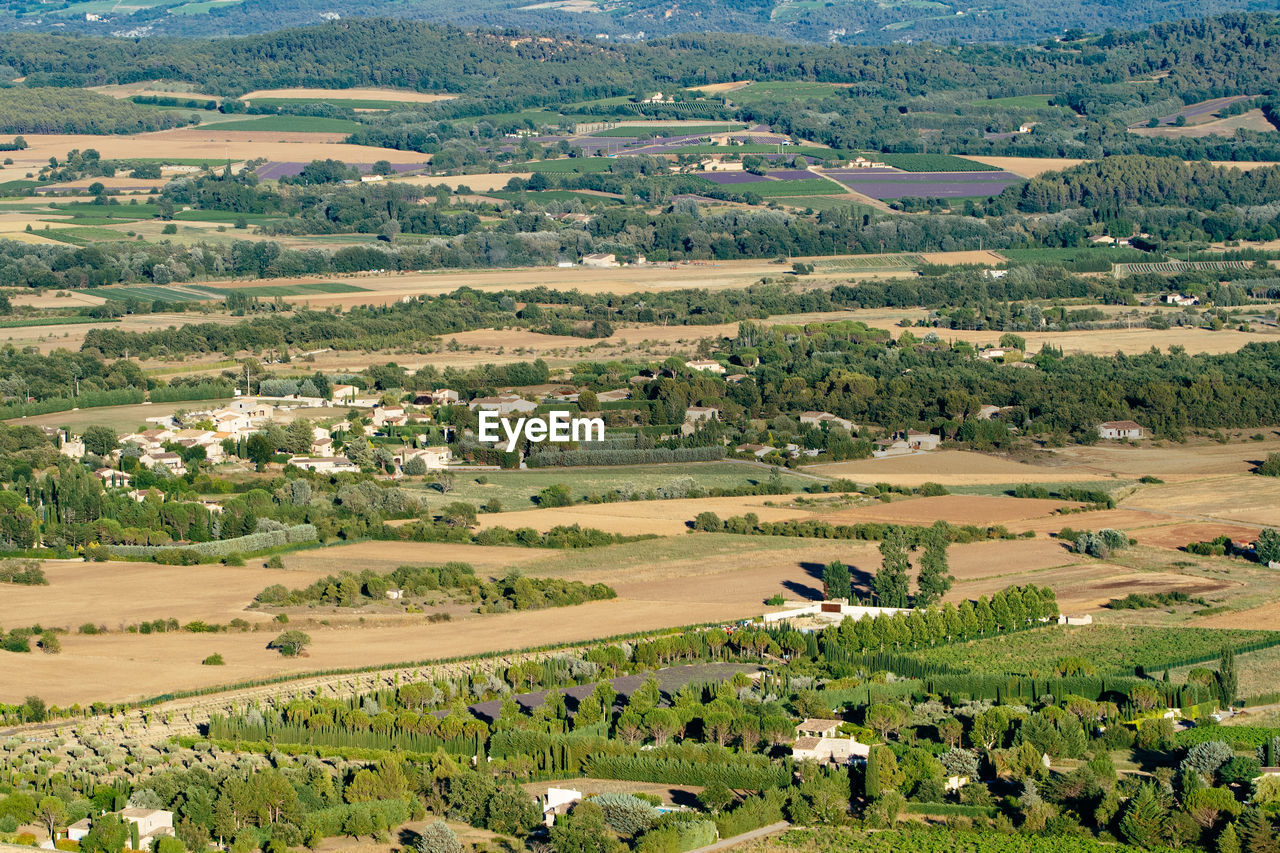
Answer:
267;630;311;657
202;653;225;666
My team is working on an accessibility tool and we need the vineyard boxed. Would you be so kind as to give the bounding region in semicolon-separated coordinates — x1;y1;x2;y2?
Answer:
815;254;923;271
907;625;1280;676
1113;260;1253;277
773;827;1158;853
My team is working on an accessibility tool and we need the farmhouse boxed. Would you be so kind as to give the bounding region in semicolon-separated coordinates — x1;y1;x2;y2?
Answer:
700;157;744;172
139;451;186;476
595;388;631;403
397;445;451;470
904;429;940;451
59;436;86;459
332;384;361;403
1164;293;1200;306
582;253;620;268
685;359;726;374
120;808;175;845
1097;420;1144;440
95;468;131;487
735;443;777;458
469;394;537;415
371;406;407;428
800;411;853;431
288;456;359;473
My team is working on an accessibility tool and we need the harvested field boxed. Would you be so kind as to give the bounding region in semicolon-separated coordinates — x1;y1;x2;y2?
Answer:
1130;522;1264;550
2;397;232;431
952;565;1233;614
6;559;331;630
7;131;414;173
691;81;753;94
966;156;1087;176
474;495;813;536
1208;161;1280;171
939;324;1280;356
239;87;456;103
1123;476;1280;527
1191;601;1280;630
943;538;1082;581
280;541;550;575
394;173;531;191
919;250;1006;266
1046;439;1280;479
814;494;1076;528
1131;109;1275;138
807;450;1101;486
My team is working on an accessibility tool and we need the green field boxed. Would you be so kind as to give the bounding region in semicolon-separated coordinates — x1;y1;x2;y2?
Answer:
877;153;1000;172
724;81;853;104
209;116;364;133
485;190;621;206
99;285;217;303
741;178;845;197
408;462;815;511
38;227;132;245
772;196;880;215
196;282;368;298
814;254;924;271
667;144;840;158
246;97;422;110
590;124;745;138
0;316;116;329
171;210;278;223
524;158;615;174
974;94;1060;109
908;624;1280;675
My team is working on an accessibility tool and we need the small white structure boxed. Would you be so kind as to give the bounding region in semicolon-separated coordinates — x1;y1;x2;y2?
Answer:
735;443;776;458
685;359;725;374
904;429;940;451
398;445;451;470
1164;293;1200;306
763;600;912;632
95;468;131;487
542;788;583;827
595;388;631;403
67;820;92;842
385;589;404;600
1097;420;1144;440
431;389;460;405
59;437;86;459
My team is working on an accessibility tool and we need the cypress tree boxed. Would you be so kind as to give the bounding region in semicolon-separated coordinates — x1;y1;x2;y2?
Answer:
1218;822;1241;853
875;528;911;608
916;521;953;606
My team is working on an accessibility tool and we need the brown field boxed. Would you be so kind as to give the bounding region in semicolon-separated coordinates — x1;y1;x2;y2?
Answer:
1130;110;1277;138
690;81;753;94
1044;438;1280;480
0;312;242;355
6;131;419;173
966;156;1087;176
954;565;1233;613
1208;161;1280;171
394;173;531;191
7;560;331;631
1194;601;1280;629
808;450;1095;486
89;82;221;100
940;324;1280;356
280;540;550;575
919;250;1006;266
238;87;457;103
815;494;1075;528
1130;522;1263;549
38;176;168;190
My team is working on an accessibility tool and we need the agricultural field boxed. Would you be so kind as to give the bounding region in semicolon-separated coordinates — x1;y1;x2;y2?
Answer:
203;115;365;133
823;168;1024;199
875;154;1001;172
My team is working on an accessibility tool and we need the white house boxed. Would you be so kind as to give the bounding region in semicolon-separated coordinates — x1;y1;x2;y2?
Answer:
736;443;777;458
799;411;853;431
332;384;361;403
95;468;131;487
685;359;726;374
542;788;583;827
1097;420;1144;440
59;437;86;460
139;451;187;475
903;429;940;451
469;394;537;415
398;445;451;470
372;406;407;428
595;388;631;403
288;456;359;473
582;253;620;268
120;808;175;845
431;389;460;405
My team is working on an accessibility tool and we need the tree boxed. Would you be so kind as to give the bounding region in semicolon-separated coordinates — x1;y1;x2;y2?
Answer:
1119;782;1169;849
916;521;953;606
549;803;625;853
823;560;852;601
267;630;311;657
1256;529;1280;566
1219;822;1242;853
1218;649;1239;707
1237;808;1280;853
875;528;911;607
865;703;909;740
82;425;118;457
414;821;462;853
36;797;66;843
22;695;46;723
865;745;901;799
698;781;734;814
246;433;274;470
486;786;540;837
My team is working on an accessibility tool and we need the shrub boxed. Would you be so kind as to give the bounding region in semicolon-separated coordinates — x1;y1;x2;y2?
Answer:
202;653;226;666
267;630;311;657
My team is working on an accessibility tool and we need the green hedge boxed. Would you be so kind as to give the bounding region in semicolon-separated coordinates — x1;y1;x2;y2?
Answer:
582;750;790;789
636;820;717;853
1174;725;1279;750
904;802;998;818
149;382;233;403
0;388;143;419
108;523;317;560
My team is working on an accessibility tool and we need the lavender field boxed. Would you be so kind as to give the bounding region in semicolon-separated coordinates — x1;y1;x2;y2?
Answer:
698;172;769;184
824;169;1024;199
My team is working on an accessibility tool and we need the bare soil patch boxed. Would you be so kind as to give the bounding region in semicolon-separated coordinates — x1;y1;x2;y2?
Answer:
475;495;812;537
807;450;1092;486
815;494;1075;528
394;173;530;191
966;156;1087;177
1130;522;1263;550
1131;110;1276;138
920;250;1005;266
281;541;548;575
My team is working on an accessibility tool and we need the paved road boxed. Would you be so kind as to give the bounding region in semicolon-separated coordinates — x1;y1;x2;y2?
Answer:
688;822;791;853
